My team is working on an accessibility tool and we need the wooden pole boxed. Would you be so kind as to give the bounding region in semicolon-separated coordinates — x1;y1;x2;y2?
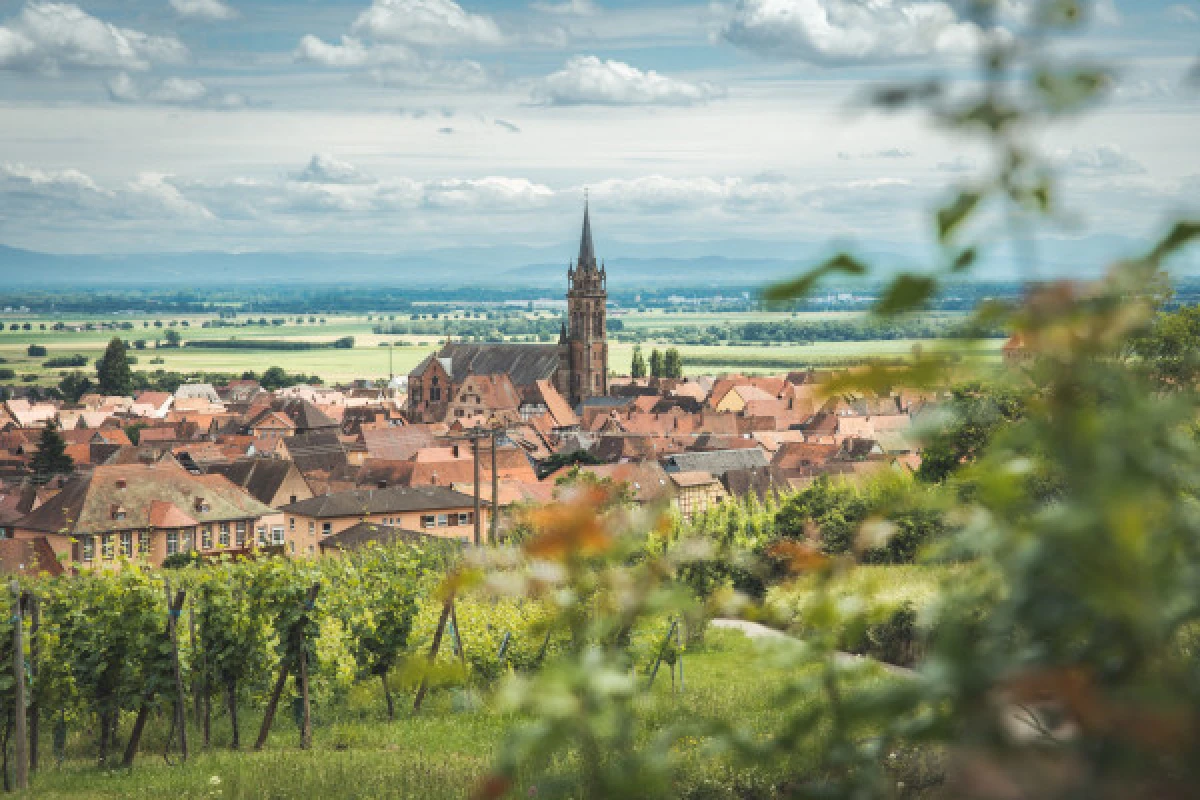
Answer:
254;662;290;751
28;594;39;774
165;584;188;761
412;598;453;713
645;619;678;690
11;582;28;791
490;429;499;544
472;435;482;546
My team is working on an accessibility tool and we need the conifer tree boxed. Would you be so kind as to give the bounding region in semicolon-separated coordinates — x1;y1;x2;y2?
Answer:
630;346;647;379
663;348;683;379
649;348;664;378
96;337;134;395
31;420;73;484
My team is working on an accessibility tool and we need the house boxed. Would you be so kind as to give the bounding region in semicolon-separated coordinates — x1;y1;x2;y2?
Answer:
444;373;522;427
175;383;221;405
278;485;488;551
669;471;728;520
207;457;315;547
12;462;275;568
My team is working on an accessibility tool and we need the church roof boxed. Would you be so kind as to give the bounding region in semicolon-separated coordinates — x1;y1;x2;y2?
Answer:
438;343;561;388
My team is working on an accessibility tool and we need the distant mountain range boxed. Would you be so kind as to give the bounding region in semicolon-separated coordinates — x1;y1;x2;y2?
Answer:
0;233;1188;290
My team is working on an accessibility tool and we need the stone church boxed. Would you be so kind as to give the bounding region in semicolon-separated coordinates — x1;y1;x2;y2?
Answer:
407;204;609;422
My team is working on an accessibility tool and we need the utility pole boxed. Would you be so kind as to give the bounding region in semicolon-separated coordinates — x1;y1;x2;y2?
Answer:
472;434;481;546
490;426;500;544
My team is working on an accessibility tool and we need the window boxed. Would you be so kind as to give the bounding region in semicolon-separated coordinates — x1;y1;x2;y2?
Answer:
138;531;150;556
166;530;179;556
458;512;471;526
322;522;332;536
184;529;195;551
272;526;285;546
430;388;441;402
120;532;133;558
290;517;296;530
82;535;95;562
101;535;114;560
236;521;246;547
219;522;230;547
437;513;448;527
308;521;315;535
201;526;213;550
289;495;297;504
421;515;436;529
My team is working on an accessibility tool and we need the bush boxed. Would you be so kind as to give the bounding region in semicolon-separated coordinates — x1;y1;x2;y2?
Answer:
26;344;47;357
0;368;14;380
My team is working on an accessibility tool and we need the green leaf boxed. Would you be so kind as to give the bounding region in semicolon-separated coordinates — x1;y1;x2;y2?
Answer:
937;190;981;243
1147;220;1200;265
951;246;978;273
762;253;868;308
875;275;937;315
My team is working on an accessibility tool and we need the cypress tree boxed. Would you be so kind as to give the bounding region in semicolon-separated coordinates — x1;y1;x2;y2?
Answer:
31;420;74;484
630;346;647;379
649;349;664;378
663;348;683;379
96;337;134;395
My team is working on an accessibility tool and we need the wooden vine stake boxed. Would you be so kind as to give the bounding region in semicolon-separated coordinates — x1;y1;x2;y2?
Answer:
165;582;189;761
11;582;28;791
28;593;39;775
412;597;454;713
255;583;319;751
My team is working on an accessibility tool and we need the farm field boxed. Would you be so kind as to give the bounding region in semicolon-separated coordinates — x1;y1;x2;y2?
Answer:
19;628;897;799
0;309;1002;387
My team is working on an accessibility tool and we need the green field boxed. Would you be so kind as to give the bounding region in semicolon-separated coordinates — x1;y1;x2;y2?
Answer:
0;310;1002;387
20;629;897;799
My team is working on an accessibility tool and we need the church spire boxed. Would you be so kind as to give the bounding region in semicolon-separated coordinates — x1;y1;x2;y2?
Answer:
577;193;595;269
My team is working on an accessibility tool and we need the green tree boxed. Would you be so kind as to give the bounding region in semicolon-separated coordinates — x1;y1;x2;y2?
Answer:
630;346;647;379
1128;302;1200;388
662;348;683;379
30;420;74;484
96;337;134;395
58;371;93;403
26;344;47;357
649;348;663;378
917;381;1026;483
163;329;182;347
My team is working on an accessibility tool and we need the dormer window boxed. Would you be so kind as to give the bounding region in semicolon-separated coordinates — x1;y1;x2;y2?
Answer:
195;497;210;513
115;478;127;490
111;504;127;521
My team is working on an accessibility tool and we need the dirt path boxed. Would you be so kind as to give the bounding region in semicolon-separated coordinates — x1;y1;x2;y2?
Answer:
710;618;918;678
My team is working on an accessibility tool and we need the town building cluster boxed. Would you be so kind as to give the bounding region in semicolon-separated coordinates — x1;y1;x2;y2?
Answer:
0;208;935;574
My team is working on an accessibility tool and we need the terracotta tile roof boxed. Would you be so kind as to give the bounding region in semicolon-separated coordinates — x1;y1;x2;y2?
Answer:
772;441;839;471
15;462;273;535
669;471;720;489
531;380;579;428
0;537;64;576
148;500;199;528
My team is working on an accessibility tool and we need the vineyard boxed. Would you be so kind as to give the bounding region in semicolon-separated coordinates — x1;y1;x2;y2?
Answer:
0;531;692;795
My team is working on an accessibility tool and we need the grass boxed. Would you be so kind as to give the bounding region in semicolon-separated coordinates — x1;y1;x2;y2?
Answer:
17;628;897;799
0;310;1001;386
765;564;971;627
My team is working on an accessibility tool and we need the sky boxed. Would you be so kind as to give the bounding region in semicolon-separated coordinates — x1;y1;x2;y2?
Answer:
0;0;1197;274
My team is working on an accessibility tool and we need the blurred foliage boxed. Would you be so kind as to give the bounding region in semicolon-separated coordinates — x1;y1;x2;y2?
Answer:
478;1;1200;798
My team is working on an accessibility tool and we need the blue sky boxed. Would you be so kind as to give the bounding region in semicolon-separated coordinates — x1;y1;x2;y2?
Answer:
0;0;1197;274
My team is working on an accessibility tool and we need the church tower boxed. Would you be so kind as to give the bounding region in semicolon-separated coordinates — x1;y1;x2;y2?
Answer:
559;200;608;407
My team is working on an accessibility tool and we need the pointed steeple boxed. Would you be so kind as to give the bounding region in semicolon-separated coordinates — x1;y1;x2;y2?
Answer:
577;195;595;268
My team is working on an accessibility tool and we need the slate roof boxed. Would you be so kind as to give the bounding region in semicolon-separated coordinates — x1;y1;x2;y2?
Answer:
661;447;769;476
318;521;460;553
275;399;338;432
721;466;791;501
16;463;273;534
278;485;480;517
208;458;305;507
437;343;561;388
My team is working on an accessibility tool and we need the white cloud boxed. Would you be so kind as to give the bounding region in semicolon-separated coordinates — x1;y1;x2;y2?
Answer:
352;0;505;48
294;34;490;89
531;0;598;15
721;0;988;65
1165;4;1199;22
169;0;238;21
936;155;975;173
1054;144;1146;176
293;154;376;185
106;72;248;108
0;2;187;73
534;56;723;106
0;162;213;221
